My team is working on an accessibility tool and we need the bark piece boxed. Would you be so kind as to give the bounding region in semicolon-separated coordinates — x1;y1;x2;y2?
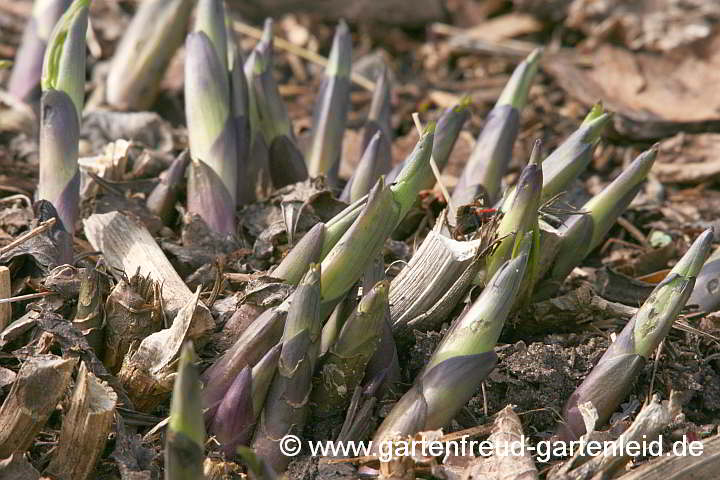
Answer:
45;362;118;480
83;211;213;344
37;312;134;409
0;354;78;457
117;288;206;411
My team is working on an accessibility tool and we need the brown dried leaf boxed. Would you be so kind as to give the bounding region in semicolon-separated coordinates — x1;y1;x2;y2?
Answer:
654;133;720;184
544;37;720;139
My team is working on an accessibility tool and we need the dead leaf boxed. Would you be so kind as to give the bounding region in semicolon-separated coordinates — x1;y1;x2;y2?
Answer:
544;36;720;139
653;133;720;184
567;0;720;52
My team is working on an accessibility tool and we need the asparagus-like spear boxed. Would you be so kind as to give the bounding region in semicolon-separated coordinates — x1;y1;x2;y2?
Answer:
341;68;392;202
146;151;190;224
247;20;307;189
340;131;387;203
229;40;252;204
269;123;434;291
106;0;193;110
8;0;71;103
37;0;88;235
194;0;228;71
386;101;469;187
252;265;322;472
321;178;398;302
483;140;543;284
184;27;237;199
40;0;88;117
501;104;611;214
306;20;352;182
185;29;238;234
374;244;530;442
272;223;326;285
202;305;287;413
165;342;205;480
311;280;388;418
209;344;281;457
540;147;657;294
38;89;80;235
558;229;713;441
322;124;435;258
451;48;542;210
688;245;720;313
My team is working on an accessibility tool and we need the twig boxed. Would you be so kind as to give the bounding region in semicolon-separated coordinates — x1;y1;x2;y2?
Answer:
0;218;57;255
0;266;10;330
224;272;265;283
232;20;376;91
616;216;649;247
0;291;55;305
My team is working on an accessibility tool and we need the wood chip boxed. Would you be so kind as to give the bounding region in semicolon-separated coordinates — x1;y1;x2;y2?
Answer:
0;354;78;457
45;362;118;480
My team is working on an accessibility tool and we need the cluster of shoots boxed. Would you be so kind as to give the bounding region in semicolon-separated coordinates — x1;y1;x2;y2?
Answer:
11;0;717;476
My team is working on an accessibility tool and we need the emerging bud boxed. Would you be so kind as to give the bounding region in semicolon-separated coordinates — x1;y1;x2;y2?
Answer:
106;0;194;110
146;151;190;224
9;0;71;103
306;20;352;181
166;342;205;480
452;49;541;209
559;229;713;441
38;89;80;234
41;0;89;118
185;31;238;213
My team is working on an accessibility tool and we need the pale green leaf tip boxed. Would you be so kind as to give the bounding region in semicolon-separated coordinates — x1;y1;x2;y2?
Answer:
672;228;713;278
582;102;605;124
455;95;473;111
423;121;436;135
529;139;543;166
327;19;352;77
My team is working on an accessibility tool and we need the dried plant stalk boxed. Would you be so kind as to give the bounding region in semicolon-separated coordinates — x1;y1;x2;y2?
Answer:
103;269;163;373
389;224;484;333
0;354;78;457
83;211;213;341
118;288;207;412
45;362;118;480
